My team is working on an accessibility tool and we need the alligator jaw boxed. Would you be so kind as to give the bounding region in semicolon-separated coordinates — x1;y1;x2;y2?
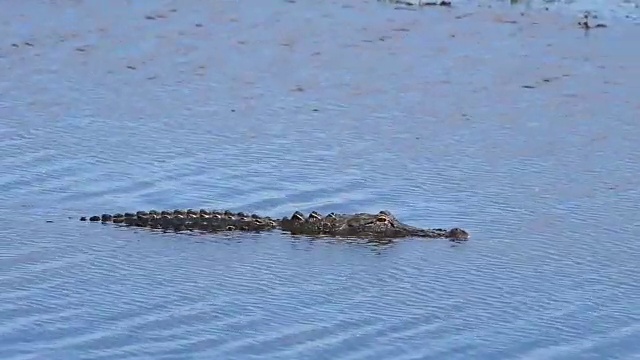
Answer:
411;227;470;240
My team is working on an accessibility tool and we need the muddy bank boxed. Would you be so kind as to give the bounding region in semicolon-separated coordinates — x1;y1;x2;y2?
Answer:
380;0;639;26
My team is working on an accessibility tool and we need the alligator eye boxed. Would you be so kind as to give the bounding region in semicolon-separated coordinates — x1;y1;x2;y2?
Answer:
308;211;322;220
376;215;389;223
326;212;337;219
291;211;305;221
226;225;236;231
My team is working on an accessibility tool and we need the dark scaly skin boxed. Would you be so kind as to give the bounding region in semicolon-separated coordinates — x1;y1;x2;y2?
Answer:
80;209;469;240
80;209;278;233
279;210;469;240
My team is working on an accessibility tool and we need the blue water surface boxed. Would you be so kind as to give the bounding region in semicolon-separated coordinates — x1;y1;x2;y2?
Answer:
1;1;639;359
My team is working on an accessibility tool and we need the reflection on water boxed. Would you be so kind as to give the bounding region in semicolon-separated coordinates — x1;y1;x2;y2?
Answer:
1;0;639;359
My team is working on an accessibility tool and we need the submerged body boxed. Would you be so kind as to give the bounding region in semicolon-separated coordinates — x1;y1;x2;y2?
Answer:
80;209;469;240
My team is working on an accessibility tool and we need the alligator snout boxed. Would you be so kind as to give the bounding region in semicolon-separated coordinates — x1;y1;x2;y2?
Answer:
447;227;470;240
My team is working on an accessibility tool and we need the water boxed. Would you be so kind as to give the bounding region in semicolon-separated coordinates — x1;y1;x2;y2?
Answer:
1;1;639;359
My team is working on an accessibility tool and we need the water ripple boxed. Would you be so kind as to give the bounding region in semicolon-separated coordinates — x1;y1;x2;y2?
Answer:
1;0;639;359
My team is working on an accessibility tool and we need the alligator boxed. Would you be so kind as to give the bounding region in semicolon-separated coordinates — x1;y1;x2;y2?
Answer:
79;209;469;240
